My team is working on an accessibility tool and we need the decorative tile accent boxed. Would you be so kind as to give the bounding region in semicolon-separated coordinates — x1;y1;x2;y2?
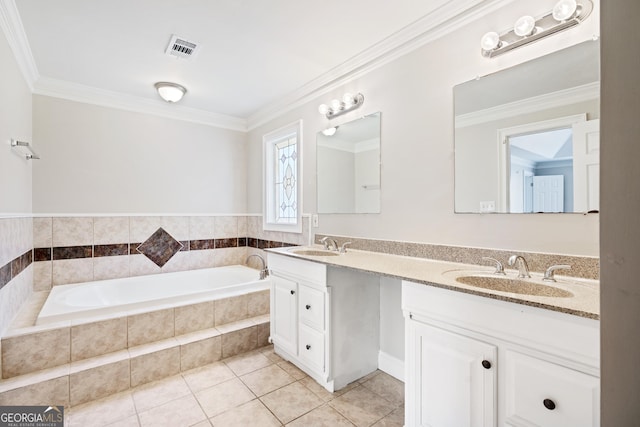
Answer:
34;248;51;261
94;244;129;257
53;246;93;260
136;228;183;268
216;238;238;249
190;239;215;251
0;264;11;291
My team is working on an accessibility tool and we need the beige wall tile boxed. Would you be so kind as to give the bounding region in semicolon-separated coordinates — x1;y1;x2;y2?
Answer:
33;261;52;291
94;217;129;245
214;216;238;239
188;249;216;270
130;347;180;387
69;359;130;406
52;258;93;286
129;254;160;277
33;217;52;248
189;216;215;240
93;256;130;281
215;247;247;268
248;290;270;317
247;216;262;239
221;326;257;358
238;216;248;237
53;217;93;247
129;216;161;243
174;302;214;336
71;318;127;362
160;251;193;274
257;322;270;347
2;328;70;378
180;336;221;371
161;216;189;241
215;295;248;326
0;376;69;407
128;309;174;347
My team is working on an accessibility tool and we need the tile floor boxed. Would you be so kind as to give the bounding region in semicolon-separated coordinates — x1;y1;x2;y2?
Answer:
65;345;404;427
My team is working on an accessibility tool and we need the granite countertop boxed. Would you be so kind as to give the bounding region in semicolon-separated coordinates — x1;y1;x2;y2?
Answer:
266;245;600;320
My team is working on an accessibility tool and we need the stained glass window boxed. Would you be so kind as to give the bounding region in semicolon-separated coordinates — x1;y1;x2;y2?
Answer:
274;137;298;223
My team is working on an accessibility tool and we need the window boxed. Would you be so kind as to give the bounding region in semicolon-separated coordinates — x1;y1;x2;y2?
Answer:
263;120;302;232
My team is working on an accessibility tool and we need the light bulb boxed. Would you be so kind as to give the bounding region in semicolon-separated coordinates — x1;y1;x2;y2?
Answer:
318;104;329;115
553;0;578;21
330;99;342;112
343;93;354;106
480;32;501;51
514;15;536;37
322;127;337;136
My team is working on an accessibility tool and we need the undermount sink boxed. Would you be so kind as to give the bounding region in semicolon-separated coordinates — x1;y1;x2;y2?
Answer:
290;249;340;257
453;274;574;298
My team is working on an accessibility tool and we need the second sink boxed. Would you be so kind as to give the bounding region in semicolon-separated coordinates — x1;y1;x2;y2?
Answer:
453;274;574;298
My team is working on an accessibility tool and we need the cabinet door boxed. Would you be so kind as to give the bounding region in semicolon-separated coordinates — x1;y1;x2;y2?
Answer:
505;351;599;427
271;275;298;355
407;319;497;427
298;323;325;373
298;284;325;331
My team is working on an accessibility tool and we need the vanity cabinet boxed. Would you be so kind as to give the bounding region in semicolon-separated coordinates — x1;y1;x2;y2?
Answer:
402;280;600;427
268;253;380;392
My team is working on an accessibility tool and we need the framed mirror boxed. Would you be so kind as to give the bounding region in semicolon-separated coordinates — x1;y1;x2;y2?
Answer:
317;112;381;214
454;40;600;214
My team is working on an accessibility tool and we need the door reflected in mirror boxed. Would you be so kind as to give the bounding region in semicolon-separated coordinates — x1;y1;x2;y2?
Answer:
454;40;600;214
317;112;381;214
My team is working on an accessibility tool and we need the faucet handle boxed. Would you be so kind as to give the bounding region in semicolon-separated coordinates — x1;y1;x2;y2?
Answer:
543;265;571;282
482;257;505;275
319;236;330;250
340;242;352;254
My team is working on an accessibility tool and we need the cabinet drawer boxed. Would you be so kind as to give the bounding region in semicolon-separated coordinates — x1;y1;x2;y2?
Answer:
298;323;325;372
299;285;325;330
505;351;599;427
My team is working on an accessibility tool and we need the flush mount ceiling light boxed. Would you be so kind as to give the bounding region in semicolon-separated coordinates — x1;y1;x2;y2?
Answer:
318;93;364;119
154;82;187;103
481;0;593;58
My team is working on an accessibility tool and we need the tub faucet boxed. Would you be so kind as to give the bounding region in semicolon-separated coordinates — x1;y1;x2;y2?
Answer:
246;254;269;280
320;236;338;251
508;255;531;278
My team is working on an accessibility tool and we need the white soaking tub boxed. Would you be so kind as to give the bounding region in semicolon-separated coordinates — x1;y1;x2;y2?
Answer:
36;265;269;325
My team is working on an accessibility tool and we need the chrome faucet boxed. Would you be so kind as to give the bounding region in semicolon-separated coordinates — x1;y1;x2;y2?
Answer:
246;254;269;280
320;236;338;251
543;264;571;282
508;255;531;278
339;241;352;254
482;257;506;275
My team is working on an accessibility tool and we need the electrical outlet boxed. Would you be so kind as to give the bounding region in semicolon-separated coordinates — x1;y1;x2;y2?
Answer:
480;201;496;213
312;214;319;228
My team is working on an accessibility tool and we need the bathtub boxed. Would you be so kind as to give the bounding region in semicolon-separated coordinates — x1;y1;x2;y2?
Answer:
36;265;269;325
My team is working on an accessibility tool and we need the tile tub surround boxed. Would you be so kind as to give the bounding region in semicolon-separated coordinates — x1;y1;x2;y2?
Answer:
32;215;311;289
1;288;271;379
315;234;599;280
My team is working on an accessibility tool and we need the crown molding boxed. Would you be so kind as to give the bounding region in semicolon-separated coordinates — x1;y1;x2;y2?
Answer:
246;0;519;131
33;77;247;132
455;82;599;128
0;0;39;90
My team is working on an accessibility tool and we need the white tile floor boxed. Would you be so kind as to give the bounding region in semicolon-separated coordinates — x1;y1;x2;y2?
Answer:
65;345;404;427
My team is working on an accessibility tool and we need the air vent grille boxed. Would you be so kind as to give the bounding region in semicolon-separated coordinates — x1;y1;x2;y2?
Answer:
165;34;200;60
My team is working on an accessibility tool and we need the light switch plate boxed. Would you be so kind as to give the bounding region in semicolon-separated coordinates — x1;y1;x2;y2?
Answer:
312;214;319;227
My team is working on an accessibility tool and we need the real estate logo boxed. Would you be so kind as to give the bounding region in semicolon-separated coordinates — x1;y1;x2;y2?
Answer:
0;406;64;427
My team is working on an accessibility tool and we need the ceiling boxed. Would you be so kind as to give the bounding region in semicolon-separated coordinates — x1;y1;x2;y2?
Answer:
9;0;488;130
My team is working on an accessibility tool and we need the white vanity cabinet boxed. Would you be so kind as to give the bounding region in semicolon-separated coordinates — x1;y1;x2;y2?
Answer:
402;280;600;427
268;253;380;392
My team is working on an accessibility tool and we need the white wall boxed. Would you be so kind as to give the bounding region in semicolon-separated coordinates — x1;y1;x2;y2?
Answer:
0;20;32;214
247;0;599;257
32;95;248;214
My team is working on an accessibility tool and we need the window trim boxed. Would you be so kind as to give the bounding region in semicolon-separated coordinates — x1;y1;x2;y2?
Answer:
263;120;303;233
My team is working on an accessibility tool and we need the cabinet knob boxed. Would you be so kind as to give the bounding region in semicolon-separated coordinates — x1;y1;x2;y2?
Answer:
290;290;295;295
305;304;311;310
481;360;492;369
543;399;556;410
306;344;311;350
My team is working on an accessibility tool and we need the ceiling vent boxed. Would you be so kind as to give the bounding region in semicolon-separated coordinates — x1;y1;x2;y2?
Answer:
165;34;200;60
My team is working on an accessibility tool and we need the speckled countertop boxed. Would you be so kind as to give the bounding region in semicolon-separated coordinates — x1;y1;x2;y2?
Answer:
266;245;600;320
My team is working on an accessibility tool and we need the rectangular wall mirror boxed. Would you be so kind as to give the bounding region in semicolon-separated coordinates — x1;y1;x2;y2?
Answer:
317;112;381;214
454;40;600;214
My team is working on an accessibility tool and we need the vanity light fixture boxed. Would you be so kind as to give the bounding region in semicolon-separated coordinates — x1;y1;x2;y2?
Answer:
481;0;593;58
321;126;338;136
318;92;364;119
154;82;187;103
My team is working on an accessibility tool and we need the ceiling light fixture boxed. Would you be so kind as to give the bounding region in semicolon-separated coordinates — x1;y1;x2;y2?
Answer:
322;126;338;136
318;93;364;119
154;82;187;103
481;0;593;58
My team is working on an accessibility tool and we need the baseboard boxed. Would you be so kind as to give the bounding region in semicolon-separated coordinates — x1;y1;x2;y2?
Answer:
378;351;404;382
